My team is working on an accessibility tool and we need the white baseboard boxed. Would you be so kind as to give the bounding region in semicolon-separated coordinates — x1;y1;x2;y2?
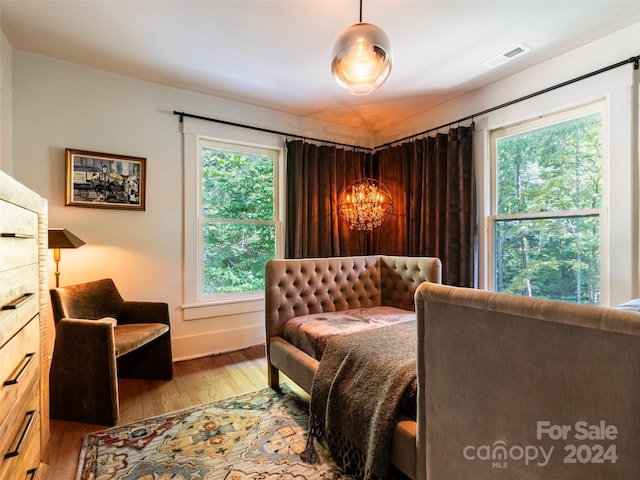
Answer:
171;324;265;362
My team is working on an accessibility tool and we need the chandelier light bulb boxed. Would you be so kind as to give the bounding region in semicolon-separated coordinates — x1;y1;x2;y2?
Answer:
331;22;392;95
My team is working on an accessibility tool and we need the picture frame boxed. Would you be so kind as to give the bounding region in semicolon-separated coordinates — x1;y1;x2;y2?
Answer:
65;148;146;210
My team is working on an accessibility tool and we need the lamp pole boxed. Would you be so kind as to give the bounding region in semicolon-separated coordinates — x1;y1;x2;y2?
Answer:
53;248;61;287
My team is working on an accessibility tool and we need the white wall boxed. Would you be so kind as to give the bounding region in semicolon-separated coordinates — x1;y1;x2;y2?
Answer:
9;51;371;361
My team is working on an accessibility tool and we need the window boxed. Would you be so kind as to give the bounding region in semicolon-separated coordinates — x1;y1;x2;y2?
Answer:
199;139;280;300
489;102;605;304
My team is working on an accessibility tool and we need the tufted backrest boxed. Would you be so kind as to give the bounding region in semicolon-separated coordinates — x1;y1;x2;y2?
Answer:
379;255;443;310
265;255;442;339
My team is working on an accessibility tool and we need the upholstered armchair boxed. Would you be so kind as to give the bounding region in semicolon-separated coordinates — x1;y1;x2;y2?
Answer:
49;278;173;425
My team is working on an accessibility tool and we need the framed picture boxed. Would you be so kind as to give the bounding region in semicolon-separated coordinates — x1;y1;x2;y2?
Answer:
65;149;146;210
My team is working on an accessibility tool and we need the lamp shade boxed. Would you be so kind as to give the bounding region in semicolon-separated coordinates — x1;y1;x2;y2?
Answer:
331;22;392;95
48;228;86;249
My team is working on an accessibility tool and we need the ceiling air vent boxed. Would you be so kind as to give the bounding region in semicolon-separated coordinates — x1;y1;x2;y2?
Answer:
483;43;531;68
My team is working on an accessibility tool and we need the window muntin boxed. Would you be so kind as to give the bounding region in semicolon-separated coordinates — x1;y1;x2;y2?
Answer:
199;139;279;298
490;103;604;304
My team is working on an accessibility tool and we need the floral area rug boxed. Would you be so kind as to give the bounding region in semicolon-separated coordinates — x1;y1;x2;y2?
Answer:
77;386;353;480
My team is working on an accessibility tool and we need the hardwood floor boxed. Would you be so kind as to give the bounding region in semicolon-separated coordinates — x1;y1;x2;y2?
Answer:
44;344;296;480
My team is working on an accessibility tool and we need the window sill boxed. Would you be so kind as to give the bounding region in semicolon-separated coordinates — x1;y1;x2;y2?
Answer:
182;295;264;321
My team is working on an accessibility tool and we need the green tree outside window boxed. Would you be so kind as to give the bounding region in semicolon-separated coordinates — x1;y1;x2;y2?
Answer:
493;110;602;304
201;144;277;296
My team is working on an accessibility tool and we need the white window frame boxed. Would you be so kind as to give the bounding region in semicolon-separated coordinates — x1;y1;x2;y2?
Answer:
181;118;285;319
487;101;609;303
198;138;281;303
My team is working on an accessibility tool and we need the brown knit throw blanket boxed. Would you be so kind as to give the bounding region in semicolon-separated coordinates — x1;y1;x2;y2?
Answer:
304;321;417;480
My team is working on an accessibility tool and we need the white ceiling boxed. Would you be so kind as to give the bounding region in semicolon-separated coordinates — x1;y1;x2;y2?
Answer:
2;1;640;132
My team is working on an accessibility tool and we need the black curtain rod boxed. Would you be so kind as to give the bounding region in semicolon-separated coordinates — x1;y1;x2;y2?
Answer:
173;111;371;151
375;54;640;150
174;53;639;153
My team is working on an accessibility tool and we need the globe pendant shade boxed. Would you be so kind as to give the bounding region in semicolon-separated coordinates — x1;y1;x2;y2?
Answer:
331;22;392;95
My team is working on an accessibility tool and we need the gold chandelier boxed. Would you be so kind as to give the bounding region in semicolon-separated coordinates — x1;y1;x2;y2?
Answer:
338;178;393;231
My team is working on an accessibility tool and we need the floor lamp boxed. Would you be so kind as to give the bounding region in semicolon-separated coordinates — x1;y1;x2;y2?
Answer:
48;228;86;288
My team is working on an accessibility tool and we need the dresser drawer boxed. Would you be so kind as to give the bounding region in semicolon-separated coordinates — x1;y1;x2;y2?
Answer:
0;265;39;349
0;318;39;426
0;200;38;272
0;414;40;480
0;374;40;476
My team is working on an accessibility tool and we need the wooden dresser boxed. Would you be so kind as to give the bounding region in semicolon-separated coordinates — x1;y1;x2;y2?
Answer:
0;171;48;480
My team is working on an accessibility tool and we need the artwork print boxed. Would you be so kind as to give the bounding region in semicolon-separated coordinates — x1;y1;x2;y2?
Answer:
65;148;146;210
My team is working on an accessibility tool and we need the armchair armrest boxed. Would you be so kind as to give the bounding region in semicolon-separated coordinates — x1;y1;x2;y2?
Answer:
49;318;119;425
53;318;116;359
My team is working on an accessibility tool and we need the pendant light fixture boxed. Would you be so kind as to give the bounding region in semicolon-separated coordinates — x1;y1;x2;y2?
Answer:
331;0;392;95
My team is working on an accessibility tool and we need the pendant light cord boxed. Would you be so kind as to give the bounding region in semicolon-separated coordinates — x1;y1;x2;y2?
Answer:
359;0;363;22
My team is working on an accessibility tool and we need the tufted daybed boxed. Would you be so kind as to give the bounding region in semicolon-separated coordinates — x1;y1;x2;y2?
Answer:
264;255;442;479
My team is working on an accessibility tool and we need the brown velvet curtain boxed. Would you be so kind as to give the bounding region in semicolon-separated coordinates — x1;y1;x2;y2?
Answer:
285;140;373;258
373;126;476;286
285;126;476;287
